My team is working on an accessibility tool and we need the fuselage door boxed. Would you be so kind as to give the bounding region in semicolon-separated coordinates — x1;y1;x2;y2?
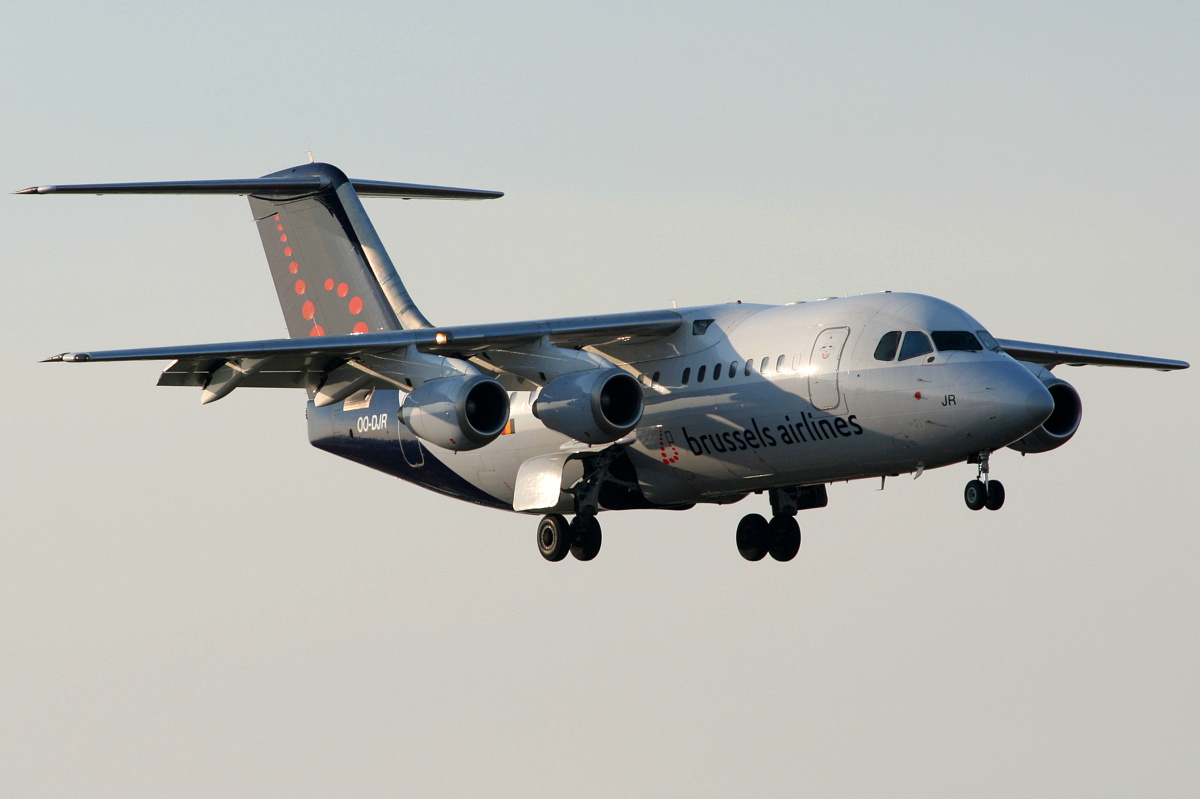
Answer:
808;326;850;410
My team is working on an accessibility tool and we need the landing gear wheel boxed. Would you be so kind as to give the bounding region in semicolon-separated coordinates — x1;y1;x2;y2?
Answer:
985;480;1005;511
537;514;571;561
569;515;602;561
964;480;987;511
736;514;770;561
768;515;801;562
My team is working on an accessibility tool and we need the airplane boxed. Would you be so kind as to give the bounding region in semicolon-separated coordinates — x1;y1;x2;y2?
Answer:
21;162;1189;562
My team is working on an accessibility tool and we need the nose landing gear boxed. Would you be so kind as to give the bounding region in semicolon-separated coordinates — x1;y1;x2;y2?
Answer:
965;451;1005;511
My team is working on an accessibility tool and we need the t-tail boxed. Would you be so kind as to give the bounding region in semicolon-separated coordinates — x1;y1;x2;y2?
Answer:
17;162;502;336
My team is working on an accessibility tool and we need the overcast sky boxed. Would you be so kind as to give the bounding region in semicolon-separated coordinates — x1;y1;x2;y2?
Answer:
2;3;1197;797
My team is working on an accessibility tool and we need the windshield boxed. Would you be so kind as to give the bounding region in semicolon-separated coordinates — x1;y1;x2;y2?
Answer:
931;331;983;352
976;329;1002;352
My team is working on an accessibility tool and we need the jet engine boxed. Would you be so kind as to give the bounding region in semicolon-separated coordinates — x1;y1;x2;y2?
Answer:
401;374;510;451
1007;363;1083;454
532;368;644;443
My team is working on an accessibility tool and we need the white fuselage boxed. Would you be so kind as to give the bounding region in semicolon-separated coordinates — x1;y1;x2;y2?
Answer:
394;293;1054;511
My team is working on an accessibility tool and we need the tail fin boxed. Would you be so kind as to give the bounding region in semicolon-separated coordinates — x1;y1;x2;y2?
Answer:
18;162;502;337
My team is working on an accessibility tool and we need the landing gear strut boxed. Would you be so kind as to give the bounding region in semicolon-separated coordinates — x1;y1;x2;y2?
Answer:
965;451;1005;511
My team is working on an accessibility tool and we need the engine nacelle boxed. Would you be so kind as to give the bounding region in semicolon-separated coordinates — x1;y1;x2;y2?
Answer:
532;368;644;443
1007;364;1083;454
401;374;510;451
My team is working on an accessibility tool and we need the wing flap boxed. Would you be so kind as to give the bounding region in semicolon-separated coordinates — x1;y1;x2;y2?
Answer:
998;339;1189;371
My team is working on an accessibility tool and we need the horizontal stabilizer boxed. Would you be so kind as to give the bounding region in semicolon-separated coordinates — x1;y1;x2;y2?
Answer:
16;176;502;200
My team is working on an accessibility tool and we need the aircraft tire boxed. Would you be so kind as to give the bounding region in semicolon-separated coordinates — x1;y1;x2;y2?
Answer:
569;515;602;561
537;514;571;561
964;480;987;511
768;516;801;562
985;480;1005;511
736;513;770;561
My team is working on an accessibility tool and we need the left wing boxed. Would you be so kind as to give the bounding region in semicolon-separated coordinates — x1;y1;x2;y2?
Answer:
997;339;1189;371
45;309;684;402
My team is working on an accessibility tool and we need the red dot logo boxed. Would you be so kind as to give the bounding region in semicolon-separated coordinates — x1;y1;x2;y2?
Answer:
288;261;299;274
336;282;348;297
301;301;315;320
279;234;287;242
310;325;325;337
658;433;681;464
324;278;334;291
295;279;306;295
348;296;363;315
284;246;293;257
353;322;369;334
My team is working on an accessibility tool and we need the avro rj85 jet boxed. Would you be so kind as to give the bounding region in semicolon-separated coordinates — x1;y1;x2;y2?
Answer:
23;163;1189;562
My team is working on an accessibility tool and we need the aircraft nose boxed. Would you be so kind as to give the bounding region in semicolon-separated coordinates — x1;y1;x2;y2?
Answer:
995;365;1054;431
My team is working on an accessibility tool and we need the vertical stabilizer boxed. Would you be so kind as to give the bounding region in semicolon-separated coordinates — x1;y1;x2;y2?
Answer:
249;163;420;337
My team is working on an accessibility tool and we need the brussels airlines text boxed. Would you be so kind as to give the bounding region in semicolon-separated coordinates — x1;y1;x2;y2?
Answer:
682;413;864;457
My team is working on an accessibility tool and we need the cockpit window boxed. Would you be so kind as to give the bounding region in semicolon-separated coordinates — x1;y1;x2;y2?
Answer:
976;330;1001;352
874;331;901;361
931;331;983;352
898;331;934;361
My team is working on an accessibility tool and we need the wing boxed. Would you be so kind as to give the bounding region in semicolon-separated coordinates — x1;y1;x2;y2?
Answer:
998;339;1189;371
45;309;684;403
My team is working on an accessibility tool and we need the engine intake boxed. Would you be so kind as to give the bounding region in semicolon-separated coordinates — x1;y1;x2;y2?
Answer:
532;368;644;443
401;374;510;451
1007;365;1083;454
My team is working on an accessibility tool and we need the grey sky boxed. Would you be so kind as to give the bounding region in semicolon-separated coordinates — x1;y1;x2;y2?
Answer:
2;3;1197;796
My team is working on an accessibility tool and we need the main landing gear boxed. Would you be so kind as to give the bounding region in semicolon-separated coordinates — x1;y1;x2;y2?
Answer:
537;513;602;562
964;451;1005;511
735;485;826;562
736;514;800;562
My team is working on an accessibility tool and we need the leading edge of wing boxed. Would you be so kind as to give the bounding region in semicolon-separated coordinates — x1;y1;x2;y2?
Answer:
998;339;1189;371
43;309;684;364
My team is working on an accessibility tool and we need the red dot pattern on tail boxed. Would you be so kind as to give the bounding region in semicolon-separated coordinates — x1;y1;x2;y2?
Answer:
274;214;377;337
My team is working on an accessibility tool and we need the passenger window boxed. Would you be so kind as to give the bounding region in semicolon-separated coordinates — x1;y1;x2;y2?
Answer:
729;362;737;379
874;331;901;361
698;365;707;382
776;354;786;372
931;331;983;352
898;331;934;361
681;367;691;385
744;359;754;376
713;363;722;381
761;356;770;373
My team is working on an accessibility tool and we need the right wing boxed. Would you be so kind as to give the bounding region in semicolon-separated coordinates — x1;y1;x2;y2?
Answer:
997;339;1189;371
